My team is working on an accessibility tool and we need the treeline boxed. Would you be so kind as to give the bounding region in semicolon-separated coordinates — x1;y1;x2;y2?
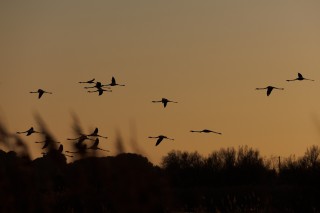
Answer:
1;145;320;212
162;145;320;186
162;146;320;212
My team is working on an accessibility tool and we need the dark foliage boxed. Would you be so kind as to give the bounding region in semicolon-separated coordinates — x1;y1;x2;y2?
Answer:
1;121;320;213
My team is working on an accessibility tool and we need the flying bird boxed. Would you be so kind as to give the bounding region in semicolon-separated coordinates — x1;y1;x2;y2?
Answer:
88;138;109;152
79;78;95;84
65;143;88;154
152;98;178;108
67;135;94;145
148;135;174;146
35;138;60;149
58;144;63;153
190;129;222;134
30;89;52;99
87;87;112;96
86;128;108;139
255;86;284;96
104;77;125;86
16;127;42;136
286;73;314;82
35;135;60;149
84;82;110;89
57;144;74;157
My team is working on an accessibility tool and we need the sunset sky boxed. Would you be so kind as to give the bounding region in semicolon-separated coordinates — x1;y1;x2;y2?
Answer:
1;0;320;164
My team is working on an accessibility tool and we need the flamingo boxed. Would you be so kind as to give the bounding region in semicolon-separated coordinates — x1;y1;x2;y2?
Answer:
255;86;284;96
104;77;125;87
287;73;314;82
79;78;95;84
30;89;52;99
190;129;222;134
87;87;112;96
57;144;74;157
35;138;60;149
58;144;63;153
86;128;108;139
152;98;178;108
88;138;109;152
41;144;73;157
148;135;174;146
65;143;88;154
16;127;42;136
84;82;110;89
67;135;94;145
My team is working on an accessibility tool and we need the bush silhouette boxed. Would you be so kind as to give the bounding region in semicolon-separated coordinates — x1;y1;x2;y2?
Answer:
1;118;320;212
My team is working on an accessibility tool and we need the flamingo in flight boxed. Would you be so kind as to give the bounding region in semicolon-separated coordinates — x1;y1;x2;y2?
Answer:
88;138;109;152
41;144;74;157
190;129;222;135
86;128;108;139
148;135;174;146
65;139;89;154
84;82;110;89
87;87;112;96
152;98;178;108
57;144;74;157
35;138;60;149
104;77;125;87
286;73;315;82
67;135;94;145
79;78;95;84
255;86;284;96
65;143;88;154
30;89;52;99
16;127;42;136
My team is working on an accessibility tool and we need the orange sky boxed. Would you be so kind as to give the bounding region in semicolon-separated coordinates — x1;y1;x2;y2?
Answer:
1;1;320;164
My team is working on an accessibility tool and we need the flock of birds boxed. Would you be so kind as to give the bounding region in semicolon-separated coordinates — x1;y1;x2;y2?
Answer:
255;73;314;96
16;73;315;157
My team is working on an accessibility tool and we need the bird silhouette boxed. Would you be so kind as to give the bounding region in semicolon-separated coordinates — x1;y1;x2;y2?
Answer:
58;144;63;153
57;144;74;157
16;127;42;136
65;143;88;154
79;78;95;84
67;135;94;145
152;98;178;108
30;89;52;99
286;73;314;82
88;138;109;152
35;137;60;149
104;77;125;86
190;129;222;134
255;86;284;96
84;82;110;89
87;87;112;96
148;135;174;146
86;128;108;139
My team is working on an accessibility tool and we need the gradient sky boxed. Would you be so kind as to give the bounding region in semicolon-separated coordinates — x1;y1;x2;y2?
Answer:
1;0;320;164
